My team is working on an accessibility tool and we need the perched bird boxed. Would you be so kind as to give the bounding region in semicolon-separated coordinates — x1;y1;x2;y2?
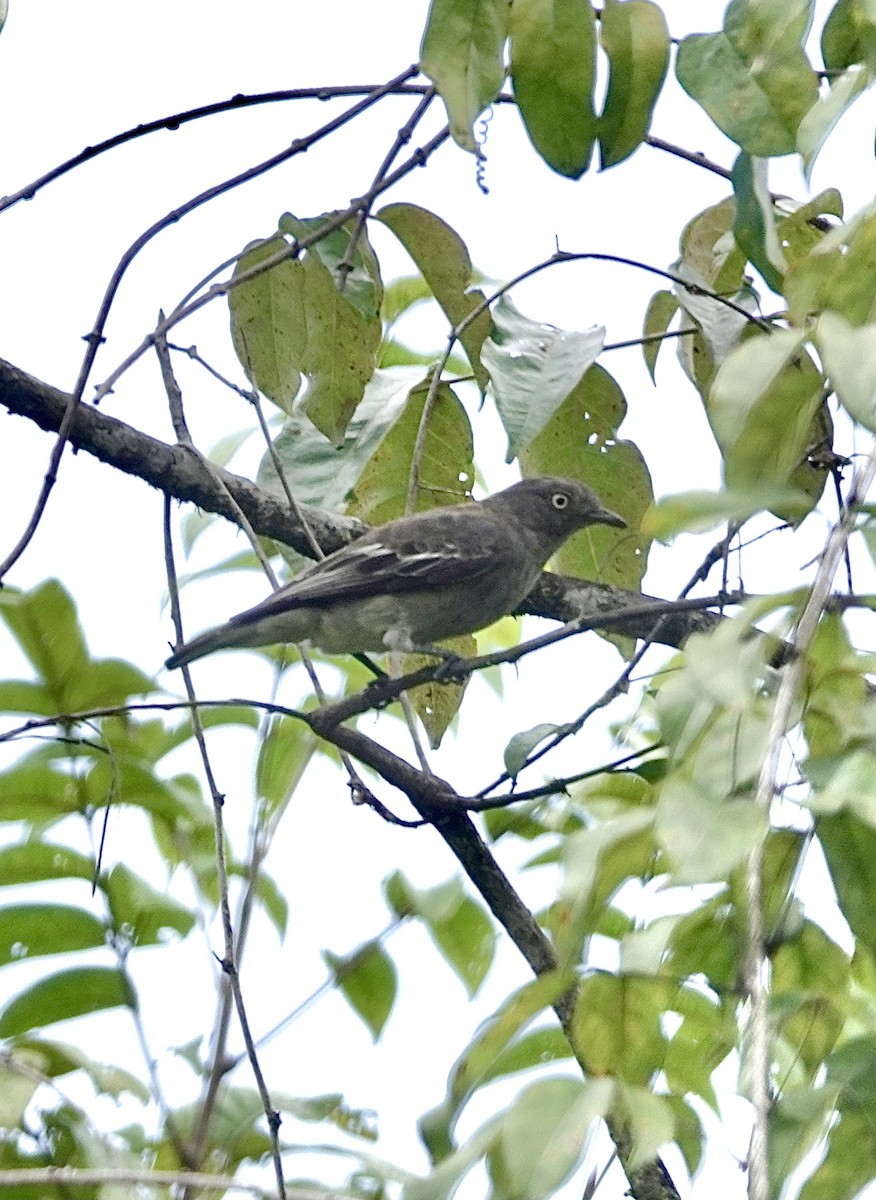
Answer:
165;476;624;669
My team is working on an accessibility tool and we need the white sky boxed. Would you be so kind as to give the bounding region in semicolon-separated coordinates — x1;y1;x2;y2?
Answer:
1;3;875;1198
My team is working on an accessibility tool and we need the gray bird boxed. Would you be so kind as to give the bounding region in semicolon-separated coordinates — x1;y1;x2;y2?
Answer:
165;476;625;669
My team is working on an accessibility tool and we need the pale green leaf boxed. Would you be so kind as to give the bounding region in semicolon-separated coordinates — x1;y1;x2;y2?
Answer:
420;0;508;152
655;777;768;883
675;0;819;156
482;295;605;461
0;904;106;966
798;66;873;180
814;310;876;429
229;234;304;412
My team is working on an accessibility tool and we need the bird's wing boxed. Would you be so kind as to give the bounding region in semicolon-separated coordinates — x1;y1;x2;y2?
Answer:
229;508;521;625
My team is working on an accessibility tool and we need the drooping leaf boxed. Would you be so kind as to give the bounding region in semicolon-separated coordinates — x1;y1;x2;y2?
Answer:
377;203;492;390
641;289;679;382
420;0;508;152
732;153;786;293
814;311;876;430
323;941;397;1041
786;203;876;325
229;234;304;412
599;0;670;168
707;328;827;492
509;0;598;177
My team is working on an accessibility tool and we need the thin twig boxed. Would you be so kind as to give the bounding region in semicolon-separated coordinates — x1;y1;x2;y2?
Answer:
0;66;420;582
163;499;287;1200
744;442;876;1200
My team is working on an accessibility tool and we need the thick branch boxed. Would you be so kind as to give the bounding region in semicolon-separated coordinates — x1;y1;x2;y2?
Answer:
1;356;717;650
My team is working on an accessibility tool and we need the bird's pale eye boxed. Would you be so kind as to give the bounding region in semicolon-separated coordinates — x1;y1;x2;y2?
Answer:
551;492;569;509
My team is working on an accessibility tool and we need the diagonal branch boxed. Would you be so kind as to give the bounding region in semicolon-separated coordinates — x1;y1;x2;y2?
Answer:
0;355;720;651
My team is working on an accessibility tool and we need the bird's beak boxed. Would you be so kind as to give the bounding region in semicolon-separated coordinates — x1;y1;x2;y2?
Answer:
596;505;626;529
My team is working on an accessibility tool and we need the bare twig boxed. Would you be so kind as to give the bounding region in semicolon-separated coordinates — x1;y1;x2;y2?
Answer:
745;442;876;1200
0;66;420;581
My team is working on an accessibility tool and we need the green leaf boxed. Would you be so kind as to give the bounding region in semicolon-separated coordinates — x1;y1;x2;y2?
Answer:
799;1107;876;1200
817;811;876;947
255;715;315;814
0;1062;39;1126
293;243;383;446
641;289;679;382
707;329;827;491
105;864;196;946
229;234;304;412
376;203;492;390
494;1077;610;1200
598;0;670;168
429;894;497;997
0;680;63;716
573;973;668;1084
643;485;812;539
798;66;872;180
0;967;136;1037
663;988;737;1110
814;311;876;430
519;364;652;596
503;724;563;780
7;1037;148;1100
655;778;768;883
0;581;89;708
732;153;786;292
323;941;397;1041
786;203;876;325
560;810;656;952
822;0;876;71
0;842;94;884
0;905;106;966
673;259;760;367
418;971;575;1160
675;0;820;156
482;295;605;461
509;0;597;177
420;0;508;152
280;212;383;326
0;763;85;821
615;1084;675;1171
344;379;474;525
772;921;849;1074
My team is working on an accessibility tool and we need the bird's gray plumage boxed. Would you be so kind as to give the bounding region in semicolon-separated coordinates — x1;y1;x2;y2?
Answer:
165;476;624;668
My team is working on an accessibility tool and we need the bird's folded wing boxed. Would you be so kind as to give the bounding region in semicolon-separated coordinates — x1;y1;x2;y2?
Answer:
229;513;520;625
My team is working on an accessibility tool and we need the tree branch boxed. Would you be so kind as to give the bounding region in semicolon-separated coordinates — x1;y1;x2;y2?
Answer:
0;355;719;650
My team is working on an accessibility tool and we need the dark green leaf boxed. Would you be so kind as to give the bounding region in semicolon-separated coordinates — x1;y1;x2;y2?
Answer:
0;905;106;966
599;0;669;168
0;967;136;1037
510;0;597;176
105;864;196;946
324;941;397;1041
